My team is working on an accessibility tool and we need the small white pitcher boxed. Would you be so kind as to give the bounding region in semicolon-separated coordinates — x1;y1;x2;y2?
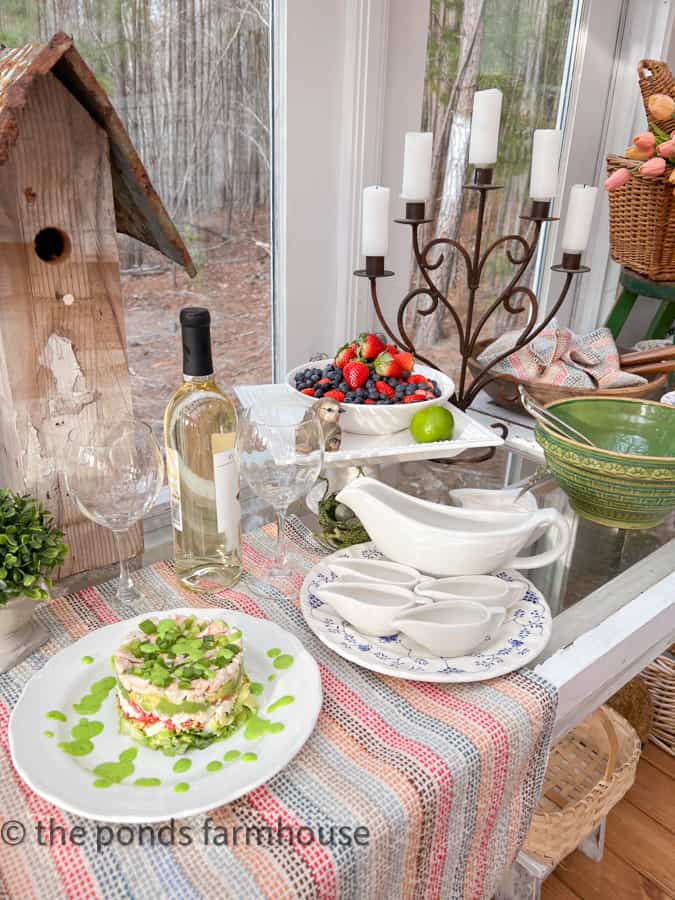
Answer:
393;600;505;657
414;574;527;608
315;581;416;636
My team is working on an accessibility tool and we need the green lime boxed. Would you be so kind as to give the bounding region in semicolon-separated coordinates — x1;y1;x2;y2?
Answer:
409;406;454;443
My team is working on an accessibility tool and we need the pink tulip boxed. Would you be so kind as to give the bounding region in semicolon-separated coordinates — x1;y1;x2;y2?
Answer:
633;131;656;151
657;139;675;157
604;168;631;191
640;157;667;177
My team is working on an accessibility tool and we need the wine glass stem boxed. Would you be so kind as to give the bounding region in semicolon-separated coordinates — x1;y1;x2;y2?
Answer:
113;530;136;602
274;509;288;570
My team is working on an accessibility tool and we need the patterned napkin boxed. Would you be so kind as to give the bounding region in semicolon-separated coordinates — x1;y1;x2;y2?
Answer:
477;321;646;388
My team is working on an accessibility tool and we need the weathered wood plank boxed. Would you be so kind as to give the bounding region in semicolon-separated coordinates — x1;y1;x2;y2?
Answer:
554;845;670;900
0;72;142;576
604;801;675;896
625;758;675;834
642;742;675;780
541;874;580;900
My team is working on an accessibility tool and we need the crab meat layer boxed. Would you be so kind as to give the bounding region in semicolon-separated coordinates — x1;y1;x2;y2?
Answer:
113;615;243;705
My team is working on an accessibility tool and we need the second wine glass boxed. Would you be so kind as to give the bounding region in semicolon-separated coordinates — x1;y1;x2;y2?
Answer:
239;405;323;590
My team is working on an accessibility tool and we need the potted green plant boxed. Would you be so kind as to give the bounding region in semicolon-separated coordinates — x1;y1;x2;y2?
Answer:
0;490;68;672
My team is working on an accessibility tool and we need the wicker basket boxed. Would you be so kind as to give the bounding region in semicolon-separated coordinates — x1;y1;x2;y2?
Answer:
467;340;667;412
522;706;641;867
607;60;675;281
642;645;675;757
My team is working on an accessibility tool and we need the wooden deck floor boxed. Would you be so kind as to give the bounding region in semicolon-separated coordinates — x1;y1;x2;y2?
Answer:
541;743;675;899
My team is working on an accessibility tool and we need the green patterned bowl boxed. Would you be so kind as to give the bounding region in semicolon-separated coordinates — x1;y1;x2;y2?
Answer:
534;397;675;529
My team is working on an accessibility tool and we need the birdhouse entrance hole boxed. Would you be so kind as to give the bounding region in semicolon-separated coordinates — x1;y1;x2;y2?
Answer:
34;228;70;263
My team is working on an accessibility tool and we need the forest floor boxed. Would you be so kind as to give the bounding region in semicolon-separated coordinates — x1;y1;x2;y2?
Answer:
122;211;272;437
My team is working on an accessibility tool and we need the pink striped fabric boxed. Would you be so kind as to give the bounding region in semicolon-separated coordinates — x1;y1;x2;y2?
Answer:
0;519;557;899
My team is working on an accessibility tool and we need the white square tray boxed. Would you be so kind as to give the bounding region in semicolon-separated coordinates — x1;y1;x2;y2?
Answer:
235;384;503;467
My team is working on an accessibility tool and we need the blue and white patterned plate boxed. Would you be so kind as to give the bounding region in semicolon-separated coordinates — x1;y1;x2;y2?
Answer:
300;543;552;682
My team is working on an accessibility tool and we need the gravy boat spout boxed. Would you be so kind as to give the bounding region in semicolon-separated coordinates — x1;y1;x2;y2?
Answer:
336;477;570;577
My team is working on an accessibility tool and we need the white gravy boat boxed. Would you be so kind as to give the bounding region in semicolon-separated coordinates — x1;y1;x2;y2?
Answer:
393;600;505;658
315;581;416;636
336;477;569;576
328;558;421;589
414;575;527;608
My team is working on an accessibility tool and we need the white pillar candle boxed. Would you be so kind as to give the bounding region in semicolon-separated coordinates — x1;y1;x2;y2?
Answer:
401;132;433;200
560;184;598;254
530;129;562;200
468;89;503;167
361;186;390;257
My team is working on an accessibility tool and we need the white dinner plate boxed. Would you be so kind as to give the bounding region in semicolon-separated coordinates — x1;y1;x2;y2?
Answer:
300;544;552;682
10;609;322;823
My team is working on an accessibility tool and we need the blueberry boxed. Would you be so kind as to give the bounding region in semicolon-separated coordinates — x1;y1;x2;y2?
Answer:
366;379;374;390
355;388;365;397
315;388;325;398
388;378;398;387
406;385;416;395
339;382;348;393
434;388;442;397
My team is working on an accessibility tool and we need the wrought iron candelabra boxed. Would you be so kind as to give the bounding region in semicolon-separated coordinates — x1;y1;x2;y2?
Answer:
354;167;590;411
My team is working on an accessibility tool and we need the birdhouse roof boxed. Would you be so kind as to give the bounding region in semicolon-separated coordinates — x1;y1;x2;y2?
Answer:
0;32;196;276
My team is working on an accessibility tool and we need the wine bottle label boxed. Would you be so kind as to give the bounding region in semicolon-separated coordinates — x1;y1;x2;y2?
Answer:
165;447;183;532
211;433;240;547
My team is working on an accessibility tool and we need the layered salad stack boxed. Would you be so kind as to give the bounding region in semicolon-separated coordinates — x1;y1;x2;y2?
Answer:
112;615;256;755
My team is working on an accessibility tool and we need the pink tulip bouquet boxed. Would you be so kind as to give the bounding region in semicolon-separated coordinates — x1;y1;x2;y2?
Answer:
604;93;675;193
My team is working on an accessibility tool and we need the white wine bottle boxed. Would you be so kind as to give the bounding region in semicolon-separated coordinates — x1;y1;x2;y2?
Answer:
164;307;242;590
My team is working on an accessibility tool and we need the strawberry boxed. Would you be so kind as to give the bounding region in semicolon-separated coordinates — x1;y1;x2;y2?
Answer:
414;389;435;399
357;332;386;360
385;343;398;355
335;343;357;369
373;350;403;378
407;374;431;385
364;398;376;405
396;351;414;374
300;388;315;396
324;389;345;402
375;380;395;398
403;394;423;403
316;377;331;386
343;360;370;390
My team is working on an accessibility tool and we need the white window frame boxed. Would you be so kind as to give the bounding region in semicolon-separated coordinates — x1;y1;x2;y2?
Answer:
274;0;674;379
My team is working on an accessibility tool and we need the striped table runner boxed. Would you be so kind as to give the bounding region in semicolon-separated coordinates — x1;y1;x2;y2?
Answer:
0;519;557;900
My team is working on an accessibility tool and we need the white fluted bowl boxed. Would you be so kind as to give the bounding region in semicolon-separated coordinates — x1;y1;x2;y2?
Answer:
286;359;454;435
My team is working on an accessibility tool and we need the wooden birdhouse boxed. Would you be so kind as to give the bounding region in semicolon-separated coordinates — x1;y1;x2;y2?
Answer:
0;33;195;578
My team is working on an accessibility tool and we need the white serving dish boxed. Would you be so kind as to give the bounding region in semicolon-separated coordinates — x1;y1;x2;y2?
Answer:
327;557;421;588
336;477;570;576
9;609;322;823
315;581;417;636
393;599;505;658
300;543;552;682
449;486;538;513
414;574;528;608
286;359;454;435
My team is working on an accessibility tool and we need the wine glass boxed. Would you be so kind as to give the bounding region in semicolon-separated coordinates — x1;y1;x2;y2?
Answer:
239;405;323;591
65;418;164;604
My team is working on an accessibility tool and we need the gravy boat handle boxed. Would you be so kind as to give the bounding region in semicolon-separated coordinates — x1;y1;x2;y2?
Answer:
486;606;505;633
510;508;570;570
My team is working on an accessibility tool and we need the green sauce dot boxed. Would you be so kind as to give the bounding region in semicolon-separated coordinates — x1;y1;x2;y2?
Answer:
93;779;113;789
134;778;161;787
43;730;54;738
268;674;276;682
266;648;280;658
206;761;223;773
249;682;264;696
58;739;94;756
273;654;293;670
223;750;240;762
81;656;94;665
267;695;294;714
47;710;67;722
241;753;257;762
174;782;190;793
173;758;192;774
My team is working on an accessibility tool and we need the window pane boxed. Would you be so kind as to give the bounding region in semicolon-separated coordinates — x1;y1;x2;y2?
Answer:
1;2;272;435
409;0;577;381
